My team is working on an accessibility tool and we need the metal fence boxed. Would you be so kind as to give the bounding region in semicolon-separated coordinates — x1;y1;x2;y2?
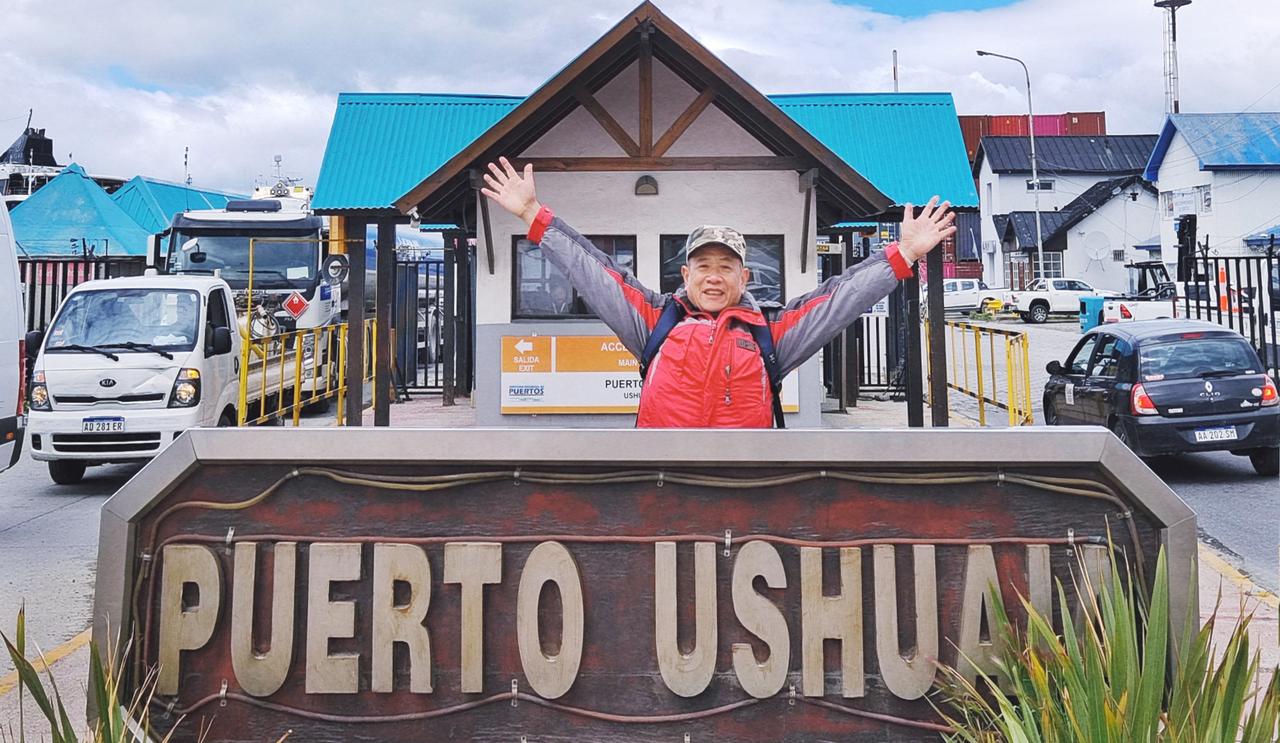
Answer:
926;320;1034;426
19;256;146;332
1177;249;1279;376
238;320;375;426
393;254;445;392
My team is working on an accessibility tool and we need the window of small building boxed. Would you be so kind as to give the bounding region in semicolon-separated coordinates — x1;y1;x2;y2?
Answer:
658;234;785;304
512;235;637;319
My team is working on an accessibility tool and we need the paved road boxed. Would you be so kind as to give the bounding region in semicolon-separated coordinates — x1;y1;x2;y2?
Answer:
0;453;141;678
941;317;1279;593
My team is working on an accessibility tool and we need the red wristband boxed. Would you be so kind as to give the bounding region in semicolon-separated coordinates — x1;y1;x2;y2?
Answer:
883;241;914;280
527;205;554;243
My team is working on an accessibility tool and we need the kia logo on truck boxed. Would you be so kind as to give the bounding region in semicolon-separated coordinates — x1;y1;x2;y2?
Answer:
99;378;117;388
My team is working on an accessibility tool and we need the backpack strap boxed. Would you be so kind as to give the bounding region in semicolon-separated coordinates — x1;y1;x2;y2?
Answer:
748;319;786;429
638;300;686;383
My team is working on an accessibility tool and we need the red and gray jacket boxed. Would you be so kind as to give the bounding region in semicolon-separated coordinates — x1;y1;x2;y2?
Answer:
526;206;914;428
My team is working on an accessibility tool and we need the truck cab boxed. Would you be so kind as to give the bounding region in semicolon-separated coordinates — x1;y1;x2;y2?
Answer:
153;197;347;394
25;276;243;484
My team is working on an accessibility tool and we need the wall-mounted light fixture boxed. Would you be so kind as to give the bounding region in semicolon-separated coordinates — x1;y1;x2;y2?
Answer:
634;175;658;196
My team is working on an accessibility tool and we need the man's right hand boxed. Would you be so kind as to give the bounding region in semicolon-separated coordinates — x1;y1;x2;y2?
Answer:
480;157;542;227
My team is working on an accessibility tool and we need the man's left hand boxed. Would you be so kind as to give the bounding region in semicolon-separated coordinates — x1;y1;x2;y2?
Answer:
899;197;956;264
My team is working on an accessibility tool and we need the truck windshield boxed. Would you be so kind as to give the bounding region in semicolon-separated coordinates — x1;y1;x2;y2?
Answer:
46;289;201;353
171;230;318;288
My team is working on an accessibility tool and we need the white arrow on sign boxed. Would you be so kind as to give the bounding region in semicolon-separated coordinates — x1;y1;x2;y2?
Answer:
515;339;533;354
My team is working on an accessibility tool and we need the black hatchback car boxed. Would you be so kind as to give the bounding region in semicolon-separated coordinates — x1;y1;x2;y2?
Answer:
1044;320;1279;475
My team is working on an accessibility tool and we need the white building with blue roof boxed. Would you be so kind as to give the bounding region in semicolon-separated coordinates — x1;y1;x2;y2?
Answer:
1144;113;1280;260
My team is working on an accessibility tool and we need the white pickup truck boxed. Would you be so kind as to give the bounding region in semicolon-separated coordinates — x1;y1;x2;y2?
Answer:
24;275;284;484
1007;278;1115;323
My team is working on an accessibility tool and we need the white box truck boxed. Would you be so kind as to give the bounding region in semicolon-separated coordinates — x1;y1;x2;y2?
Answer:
24;274;294;483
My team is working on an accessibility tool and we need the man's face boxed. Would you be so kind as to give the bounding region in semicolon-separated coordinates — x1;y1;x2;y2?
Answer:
681;244;749;314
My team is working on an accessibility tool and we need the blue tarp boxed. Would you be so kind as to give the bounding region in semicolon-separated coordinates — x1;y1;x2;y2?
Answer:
10;164;151;257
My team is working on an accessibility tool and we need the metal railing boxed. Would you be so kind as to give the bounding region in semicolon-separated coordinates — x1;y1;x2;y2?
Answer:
234;235;372;426
236;319;375;426
926;320;1033;426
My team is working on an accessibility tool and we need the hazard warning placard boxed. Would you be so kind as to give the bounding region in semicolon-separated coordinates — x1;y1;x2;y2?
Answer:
500;335;798;415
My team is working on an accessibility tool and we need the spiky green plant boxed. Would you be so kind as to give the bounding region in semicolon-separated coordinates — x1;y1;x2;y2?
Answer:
1;607;187;743
938;548;1279;742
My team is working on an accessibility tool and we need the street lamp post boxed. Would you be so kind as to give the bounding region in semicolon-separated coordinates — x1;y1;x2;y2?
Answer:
977;49;1044;285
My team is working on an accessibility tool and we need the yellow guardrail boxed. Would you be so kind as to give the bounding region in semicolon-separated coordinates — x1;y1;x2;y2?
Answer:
235;319;374;426
234;235;373;426
926;320;1034;426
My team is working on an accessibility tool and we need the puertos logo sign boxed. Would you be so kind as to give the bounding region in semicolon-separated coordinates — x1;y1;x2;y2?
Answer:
95;429;1194;741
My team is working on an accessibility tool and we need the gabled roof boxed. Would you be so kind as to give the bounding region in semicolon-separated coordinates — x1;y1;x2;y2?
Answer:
1000;210;1072;250
974;134;1158;176
10;164;150;257
996;174;1154;250
992;213;1010;243
313;94;521;213
1143;113;1280;181
770;93;977;207
110;176;245;234
314;90;978;216
388;1;890;222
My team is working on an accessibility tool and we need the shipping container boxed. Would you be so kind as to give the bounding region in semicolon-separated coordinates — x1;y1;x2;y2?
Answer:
989;115;1029;136
1033;114;1067;136
958;115;990;163
1064;111;1106;135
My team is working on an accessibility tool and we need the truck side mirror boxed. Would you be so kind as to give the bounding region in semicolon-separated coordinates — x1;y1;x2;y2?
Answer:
208;326;233;356
322;254;349;285
24;330;44;357
1046;360;1063;375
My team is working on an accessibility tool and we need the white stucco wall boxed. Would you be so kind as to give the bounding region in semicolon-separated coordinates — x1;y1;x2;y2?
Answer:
979;160;1087;287
1062;189;1160;293
1152;130;1280;257
978;157;1146;287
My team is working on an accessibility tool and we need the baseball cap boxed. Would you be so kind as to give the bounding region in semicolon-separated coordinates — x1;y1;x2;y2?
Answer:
684;225;747;263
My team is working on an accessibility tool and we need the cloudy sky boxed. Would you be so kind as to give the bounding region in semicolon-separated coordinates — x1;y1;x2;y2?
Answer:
3;0;1277;193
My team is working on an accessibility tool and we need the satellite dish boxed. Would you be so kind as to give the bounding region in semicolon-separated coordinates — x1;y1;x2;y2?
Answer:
1084;231;1110;272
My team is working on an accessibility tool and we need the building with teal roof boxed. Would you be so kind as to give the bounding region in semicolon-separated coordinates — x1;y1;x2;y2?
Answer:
110;176;244;234
10;164;151;257
311;1;973;427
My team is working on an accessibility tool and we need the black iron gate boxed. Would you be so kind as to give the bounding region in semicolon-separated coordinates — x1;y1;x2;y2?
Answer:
392;251;445;392
1180;246;1279;376
20;256;146;333
820;245;906;407
391;234;475;398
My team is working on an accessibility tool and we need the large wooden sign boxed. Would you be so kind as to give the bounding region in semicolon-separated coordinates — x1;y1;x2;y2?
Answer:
94;429;1195;741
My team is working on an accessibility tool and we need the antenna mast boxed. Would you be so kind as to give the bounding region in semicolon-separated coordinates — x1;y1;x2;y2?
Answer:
1155;0;1192;114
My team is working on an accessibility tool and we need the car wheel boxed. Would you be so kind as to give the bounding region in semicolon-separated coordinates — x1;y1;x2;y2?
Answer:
1019;312;1032;323
1109;417;1135;449
1249;447;1279;477
217;411;236;427
1030;303;1049;324
1043;398;1059;425
48;460;87;485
